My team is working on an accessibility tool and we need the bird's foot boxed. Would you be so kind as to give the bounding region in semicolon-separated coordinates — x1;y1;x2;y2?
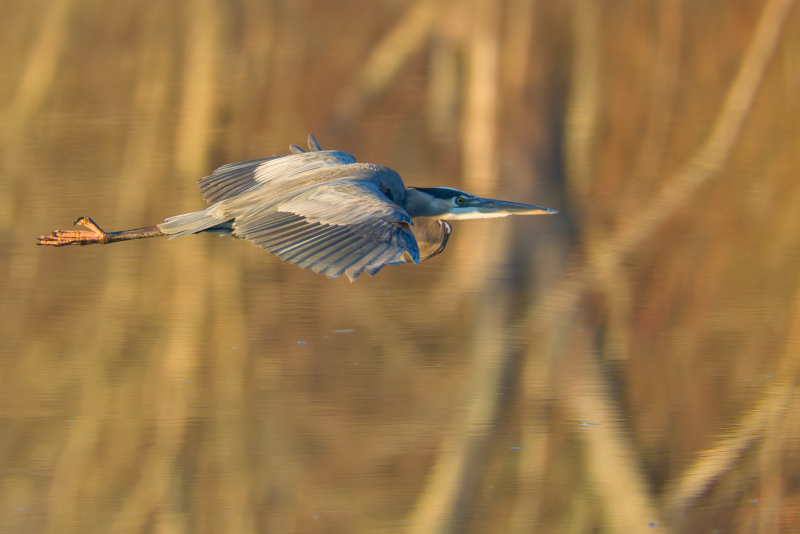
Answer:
37;217;110;246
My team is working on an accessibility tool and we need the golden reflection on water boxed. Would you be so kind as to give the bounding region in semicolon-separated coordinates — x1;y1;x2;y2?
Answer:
2;0;800;533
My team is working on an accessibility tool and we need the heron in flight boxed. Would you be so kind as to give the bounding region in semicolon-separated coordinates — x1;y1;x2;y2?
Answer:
38;135;557;281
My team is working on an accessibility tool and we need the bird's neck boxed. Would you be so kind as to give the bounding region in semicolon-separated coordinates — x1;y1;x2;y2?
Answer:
404;188;445;218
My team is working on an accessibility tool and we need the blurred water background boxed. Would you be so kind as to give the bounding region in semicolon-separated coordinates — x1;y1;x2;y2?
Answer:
2;0;800;532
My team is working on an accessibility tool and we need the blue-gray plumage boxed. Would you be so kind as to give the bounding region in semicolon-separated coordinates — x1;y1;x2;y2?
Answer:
38;134;557;281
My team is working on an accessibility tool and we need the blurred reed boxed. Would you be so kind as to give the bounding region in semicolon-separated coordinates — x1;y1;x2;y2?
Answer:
2;0;800;533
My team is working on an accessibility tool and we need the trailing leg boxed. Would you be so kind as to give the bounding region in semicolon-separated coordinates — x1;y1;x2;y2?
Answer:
38;217;165;246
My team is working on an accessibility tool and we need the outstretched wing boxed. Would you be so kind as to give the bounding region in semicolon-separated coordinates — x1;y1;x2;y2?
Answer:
198;150;356;205
160;135;420;281
233;179;419;281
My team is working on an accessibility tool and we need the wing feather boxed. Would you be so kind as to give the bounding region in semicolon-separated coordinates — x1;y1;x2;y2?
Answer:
289;233;364;267
320;240;377;280
343;243;393;280
286;230;358;265
232;180;418;280
198;151;356;205
295;232;363;270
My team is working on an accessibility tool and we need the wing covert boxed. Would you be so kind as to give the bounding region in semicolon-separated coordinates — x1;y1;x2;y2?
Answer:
198;150;356;205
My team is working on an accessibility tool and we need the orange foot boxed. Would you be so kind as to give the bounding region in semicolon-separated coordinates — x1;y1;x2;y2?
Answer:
37;217;110;246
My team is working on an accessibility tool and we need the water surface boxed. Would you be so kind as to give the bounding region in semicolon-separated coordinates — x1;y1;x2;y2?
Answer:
2;1;800;533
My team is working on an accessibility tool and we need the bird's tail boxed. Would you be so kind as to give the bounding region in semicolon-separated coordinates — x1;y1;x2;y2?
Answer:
158;210;233;238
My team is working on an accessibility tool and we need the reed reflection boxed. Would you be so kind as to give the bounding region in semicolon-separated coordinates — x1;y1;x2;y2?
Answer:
1;0;799;533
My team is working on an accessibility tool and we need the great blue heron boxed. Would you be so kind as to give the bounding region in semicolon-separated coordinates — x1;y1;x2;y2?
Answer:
38;135;557;281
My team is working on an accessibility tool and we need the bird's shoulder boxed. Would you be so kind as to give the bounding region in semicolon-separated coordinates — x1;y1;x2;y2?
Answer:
324;162;406;198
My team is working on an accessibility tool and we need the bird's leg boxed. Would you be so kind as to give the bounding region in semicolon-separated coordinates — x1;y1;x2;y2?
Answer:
37;217;110;246
37;217;165;246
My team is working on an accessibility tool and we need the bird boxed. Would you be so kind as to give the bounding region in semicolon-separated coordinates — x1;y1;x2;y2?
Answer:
38;134;557;281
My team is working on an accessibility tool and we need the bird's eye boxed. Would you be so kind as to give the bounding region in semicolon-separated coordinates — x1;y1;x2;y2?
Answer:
456;197;465;205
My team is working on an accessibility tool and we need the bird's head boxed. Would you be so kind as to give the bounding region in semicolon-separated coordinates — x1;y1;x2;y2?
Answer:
405;187;558;220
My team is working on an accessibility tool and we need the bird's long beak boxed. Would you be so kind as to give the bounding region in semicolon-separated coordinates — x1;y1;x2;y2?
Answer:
441;197;558;220
476;198;558;215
